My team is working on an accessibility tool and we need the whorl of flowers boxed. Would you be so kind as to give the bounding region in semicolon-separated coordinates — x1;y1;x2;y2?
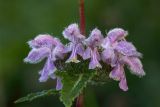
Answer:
24;23;145;91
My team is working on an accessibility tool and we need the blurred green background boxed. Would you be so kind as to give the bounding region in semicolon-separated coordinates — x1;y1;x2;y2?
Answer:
0;0;160;107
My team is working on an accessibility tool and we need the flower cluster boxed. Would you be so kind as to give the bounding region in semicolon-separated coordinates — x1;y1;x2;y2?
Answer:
24;23;145;91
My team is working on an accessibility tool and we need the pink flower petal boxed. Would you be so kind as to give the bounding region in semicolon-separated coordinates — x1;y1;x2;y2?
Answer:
115;41;142;57
24;47;50;64
122;56;145;77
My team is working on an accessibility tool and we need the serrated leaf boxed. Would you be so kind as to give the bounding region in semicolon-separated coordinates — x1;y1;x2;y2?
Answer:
14;89;59;103
58;72;94;107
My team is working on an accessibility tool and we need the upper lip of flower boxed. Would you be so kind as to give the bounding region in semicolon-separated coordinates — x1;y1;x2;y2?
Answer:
107;28;128;43
63;23;85;43
85;28;103;47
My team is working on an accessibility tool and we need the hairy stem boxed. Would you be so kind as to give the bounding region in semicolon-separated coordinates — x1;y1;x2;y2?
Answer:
76;0;86;107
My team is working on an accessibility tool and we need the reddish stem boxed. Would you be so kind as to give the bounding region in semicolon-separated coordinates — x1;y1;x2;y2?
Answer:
76;0;85;107
76;93;84;107
79;0;86;35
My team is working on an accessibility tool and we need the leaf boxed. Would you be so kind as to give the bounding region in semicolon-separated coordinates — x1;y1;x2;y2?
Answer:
14;89;59;103
58;72;94;107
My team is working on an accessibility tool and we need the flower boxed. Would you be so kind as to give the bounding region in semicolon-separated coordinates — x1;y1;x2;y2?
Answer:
109;63;128;91
107;28;128;43
101;37;117;67
63;23;85;63
102;28;145;91
115;41;142;57
24;23;145;92
115;41;145;76
102;28;130;66
83;28;103;69
24;34;65;90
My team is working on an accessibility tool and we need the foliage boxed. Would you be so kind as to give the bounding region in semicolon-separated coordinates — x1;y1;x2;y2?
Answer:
58;71;94;107
14;89;59;103
15;60;110;107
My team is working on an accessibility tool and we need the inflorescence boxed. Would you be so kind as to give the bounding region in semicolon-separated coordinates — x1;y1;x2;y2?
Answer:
24;23;145;91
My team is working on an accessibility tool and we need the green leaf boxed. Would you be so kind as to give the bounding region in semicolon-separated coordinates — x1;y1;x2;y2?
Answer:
58;72;94;107
14;89;59;103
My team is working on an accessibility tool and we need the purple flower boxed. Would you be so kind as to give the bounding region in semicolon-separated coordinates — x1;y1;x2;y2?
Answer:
24;24;145;92
24;47;51;64
63;23;85;43
38;55;56;82
63;23;85;63
85;28;104;47
115;41;142;57
107;28;128;43
121;56;145;77
24;34;65;90
101;37;117;67
102;28;145;91
109;63;128;91
119;73;128;91
83;28;103;69
28;34;60;49
116;41;145;77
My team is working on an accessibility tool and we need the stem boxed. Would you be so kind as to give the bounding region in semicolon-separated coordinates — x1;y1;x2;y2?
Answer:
79;0;86;35
76;93;84;107
76;0;85;107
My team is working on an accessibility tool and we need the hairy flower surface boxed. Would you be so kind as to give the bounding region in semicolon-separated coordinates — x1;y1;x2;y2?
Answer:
63;23;85;63
24;24;145;92
102;28;145;91
109;63;128;91
107;28;128;43
83;28;103;69
24;34;65;90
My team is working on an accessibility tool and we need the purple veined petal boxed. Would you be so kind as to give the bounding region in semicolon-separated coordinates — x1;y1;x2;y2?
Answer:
110;63;128;91
101;37;118;66
107;28;128;43
52;44;65;61
83;47;91;60
28;34;59;49
102;48;117;66
56;77;63;90
63;23;80;39
76;43;84;57
119;74;128;91
65;43;80;63
110;54;118;67
85;28;104;47
47;58;57;76
24;47;50;64
62;23;85;43
64;42;74;53
89;48;102;69
95;48;101;61
39;58;57;82
35;34;61;46
102;48;112;62
38;70;49;82
122;56;145;77
109;64;123;81
101;37;111;49
115;41;142;57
